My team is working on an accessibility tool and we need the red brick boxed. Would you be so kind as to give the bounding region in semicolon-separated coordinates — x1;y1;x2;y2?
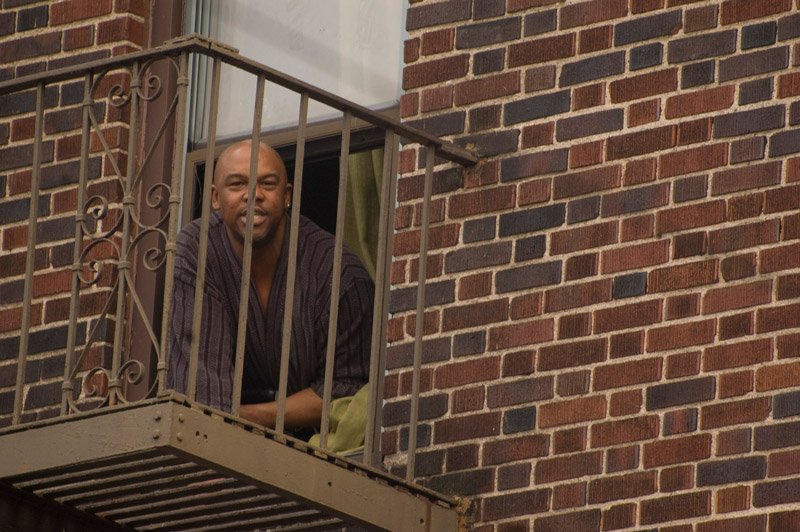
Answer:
719;370;754;399
646;319;716;352
717;427;753;456
560;0;628;29
761;243;800;274
624;158;657;185
483;435;549;465
656;200;725;234
488;318;554;350
97;16;144;46
535;451;604;484
756;361;800;392
449;185;515;218
610;391;643;420
700;397;772;429
420;28;454;56
659;143;728;179
712;161;782;196
434;356;501;389
591;415;660;448
704;279;772;314
621;214;654;242
660;465;694;492
685;5;719;32
508;34;576;68
539;337;607;371
727;193;764;221
442;299;508;332
558;312;592;340
765;184;800;214
521;123;554;149
716;486;750;513
539;396;606;428
778;273;800;301
63;25;94;51
399;93;419;118
593;300;663;335
602;503;636;531
403;55;470;90
610;69;678;103
768;449;800;477
550;221;619;255
420;86;453;113
458;272;492;300
628;99;661;127
640;491;711;532
554;427;587;455
509;293;543;320
719;311;754;341
545;279;611;313
601;240;669;275
664;85;736;119
502;350;536;377
632;0;665;12
643;434;712;468
393;224;460;256
778;332;800;359
704;338;773;371
607;125;676;161
721;252;757;281
404;310;439;337
569;140;604;169
454;72;520;106
720;0;792;24
553;482;587;510
573;83;605;111
579;25;613;54
553;165;621;200
677;117;712;146
666;351;701;378
593;357;663;392
648;260;718;293
404;38;420;64
757;301;800;333
50;0;113;25
433;412;501;444
607;445;640;473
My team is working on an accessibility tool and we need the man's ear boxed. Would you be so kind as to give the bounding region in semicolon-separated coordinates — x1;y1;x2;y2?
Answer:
284;182;293;206
211;184;220;211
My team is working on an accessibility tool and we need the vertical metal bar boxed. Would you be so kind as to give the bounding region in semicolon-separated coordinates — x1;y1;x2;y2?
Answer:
12;82;45;425
364;130;399;464
231;73;266;417
275;92;308;435
61;74;93;414
319;110;352;449
187;56;222;402
159;51;190;394
109;61;142;405
406;145;436;482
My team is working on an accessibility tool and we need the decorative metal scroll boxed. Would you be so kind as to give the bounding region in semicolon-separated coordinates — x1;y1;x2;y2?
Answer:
62;55;184;413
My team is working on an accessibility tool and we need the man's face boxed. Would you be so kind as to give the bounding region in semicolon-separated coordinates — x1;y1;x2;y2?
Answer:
211;143;292;255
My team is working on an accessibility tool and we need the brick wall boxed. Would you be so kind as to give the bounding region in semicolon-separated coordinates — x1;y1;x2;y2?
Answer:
389;0;800;530
0;0;148;424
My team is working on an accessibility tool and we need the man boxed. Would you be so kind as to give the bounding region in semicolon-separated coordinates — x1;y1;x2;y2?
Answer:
168;140;373;431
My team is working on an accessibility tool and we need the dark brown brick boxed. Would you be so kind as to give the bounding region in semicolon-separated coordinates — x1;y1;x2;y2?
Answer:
560;0;627;29
720;0;792;25
545;279;611;313
667;30;736;63
553;165;621;200
588;471;656;504
607;125;676;160
656;200;726;234
433;412;500;444
454;71;520;106
484;434;549;465
488;318;554;350
444;241;511;274
534;509;600;532
719;46;790;82
560;51;625;87
535;451;603;484
482;489;550;521
685;5;719;32
406;0;471;30
708;219;780;253
550;221;618;255
504;90;571;126
579;25;613;54
456;17;521;49
754;478;800;507
641;491;711;525
702;397;772;429
556;109;623;142
610;68;678;103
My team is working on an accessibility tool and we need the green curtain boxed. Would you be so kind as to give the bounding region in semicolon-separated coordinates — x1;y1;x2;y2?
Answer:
344;148;383;281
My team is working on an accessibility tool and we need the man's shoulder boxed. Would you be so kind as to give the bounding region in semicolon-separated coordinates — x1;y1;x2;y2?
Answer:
177;212;224;247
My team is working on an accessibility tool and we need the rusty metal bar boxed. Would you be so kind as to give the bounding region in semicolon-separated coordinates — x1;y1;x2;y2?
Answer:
108;61;142;405
275;92;309;434
12;82;45;425
231;73;266;417
406;145;436;482
61;74;94;413
364;130;399;464
187;56;222;402
318;111;352;449
159;51;190;394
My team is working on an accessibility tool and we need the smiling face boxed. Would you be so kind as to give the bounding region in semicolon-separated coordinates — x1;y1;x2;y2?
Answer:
211;141;292;259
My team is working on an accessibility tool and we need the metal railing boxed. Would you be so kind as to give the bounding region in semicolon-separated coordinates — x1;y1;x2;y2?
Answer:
0;34;476;479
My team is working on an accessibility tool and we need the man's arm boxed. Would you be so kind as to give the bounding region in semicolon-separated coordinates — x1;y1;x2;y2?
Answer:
238;387;323;428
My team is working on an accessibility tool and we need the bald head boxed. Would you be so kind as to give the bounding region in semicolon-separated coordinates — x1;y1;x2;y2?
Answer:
214;140;288;187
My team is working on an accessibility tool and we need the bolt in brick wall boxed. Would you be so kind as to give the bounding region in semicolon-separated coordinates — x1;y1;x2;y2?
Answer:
390;0;800;529
0;0;149;426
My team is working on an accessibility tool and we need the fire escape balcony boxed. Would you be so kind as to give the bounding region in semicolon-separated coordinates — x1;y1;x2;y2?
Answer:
0;35;477;531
